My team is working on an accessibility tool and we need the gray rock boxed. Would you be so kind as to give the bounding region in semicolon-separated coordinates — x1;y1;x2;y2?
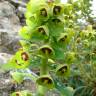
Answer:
0;53;12;73
0;1;21;54
8;0;27;7
0;53;12;64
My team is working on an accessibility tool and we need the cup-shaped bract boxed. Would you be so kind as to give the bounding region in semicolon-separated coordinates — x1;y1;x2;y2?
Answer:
36;75;54;89
65;52;76;64
63;4;73;15
57;33;70;47
25;14;41;27
26;0;50;23
73;1;81;11
26;0;46;14
87;25;93;32
46;0;61;3
36;4;50;21
39;45;54;57
9;49;30;69
52;4;64;16
11;92;22;96
56;64;70;77
37;26;49;36
82;39;90;48
31;25;49;41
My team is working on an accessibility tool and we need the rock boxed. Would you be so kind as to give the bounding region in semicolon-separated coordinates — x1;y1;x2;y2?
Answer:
0;1;21;54
0;53;12;64
16;6;26;26
0;53;12;73
7;0;27;7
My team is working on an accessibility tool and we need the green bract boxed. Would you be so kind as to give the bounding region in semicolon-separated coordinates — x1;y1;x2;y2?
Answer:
19;26;31;40
65;52;76;64
7;49;30;69
52;4;64;16
56;64;70;77
58;33;70;45
36;75;54;89
27;0;46;14
31;25;49;41
38;45;54;57
63;4;73;15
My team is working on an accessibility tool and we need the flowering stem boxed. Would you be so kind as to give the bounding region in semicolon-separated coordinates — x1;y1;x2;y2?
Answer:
36;56;49;96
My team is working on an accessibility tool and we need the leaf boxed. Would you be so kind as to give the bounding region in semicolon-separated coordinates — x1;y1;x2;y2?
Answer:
53;77;74;96
51;42;65;60
73;86;87;96
20;40;30;51
11;71;37;84
47;17;64;37
62;87;74;96
11;72;24;84
19;26;31;40
1;62;15;71
11;90;32;96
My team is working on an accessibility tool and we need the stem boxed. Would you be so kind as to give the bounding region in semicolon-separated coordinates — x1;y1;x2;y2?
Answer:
67;0;73;3
40;57;49;75
36;86;47;96
36;56;49;96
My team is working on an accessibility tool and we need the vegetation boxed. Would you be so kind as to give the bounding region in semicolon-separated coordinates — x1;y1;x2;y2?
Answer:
2;0;96;96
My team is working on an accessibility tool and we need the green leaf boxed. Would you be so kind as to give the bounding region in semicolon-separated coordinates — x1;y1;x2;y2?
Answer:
53;77;74;96
11;90;32;96
73;86;87;96
11;71;37;84
19;26;31;40
47;17;64;37
20;40;30;51
51;42;65;60
62;87;74;96
11;72;24;84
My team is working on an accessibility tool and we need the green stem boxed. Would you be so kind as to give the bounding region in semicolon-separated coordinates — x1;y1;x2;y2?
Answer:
36;56;49;96
67;0;73;3
36;86;47;96
40;57;49;75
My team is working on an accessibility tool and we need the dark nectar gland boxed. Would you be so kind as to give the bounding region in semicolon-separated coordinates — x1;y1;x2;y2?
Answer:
53;6;61;15
40;8;47;17
21;52;29;61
